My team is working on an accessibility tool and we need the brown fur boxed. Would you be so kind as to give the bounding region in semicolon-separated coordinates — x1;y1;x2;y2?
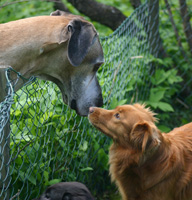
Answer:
88;104;192;200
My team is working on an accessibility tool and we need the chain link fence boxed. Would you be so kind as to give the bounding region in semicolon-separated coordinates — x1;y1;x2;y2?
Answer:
158;0;192;128
0;0;191;199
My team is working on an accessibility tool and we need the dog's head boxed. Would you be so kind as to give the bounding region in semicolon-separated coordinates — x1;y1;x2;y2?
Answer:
89;104;160;152
33;181;94;200
37;11;104;116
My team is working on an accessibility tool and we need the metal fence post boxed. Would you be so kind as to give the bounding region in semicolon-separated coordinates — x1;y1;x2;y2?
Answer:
0;67;10;200
148;0;160;57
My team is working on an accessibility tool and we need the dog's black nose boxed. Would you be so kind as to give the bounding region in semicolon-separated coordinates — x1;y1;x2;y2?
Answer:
89;107;95;114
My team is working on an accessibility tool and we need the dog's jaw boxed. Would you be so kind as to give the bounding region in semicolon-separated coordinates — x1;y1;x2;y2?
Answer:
89;112;110;137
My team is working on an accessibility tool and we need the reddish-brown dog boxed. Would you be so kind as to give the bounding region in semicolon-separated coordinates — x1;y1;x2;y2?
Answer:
89;104;192;200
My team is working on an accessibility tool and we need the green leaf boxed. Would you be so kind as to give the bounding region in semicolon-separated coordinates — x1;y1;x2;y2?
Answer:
94;141;100;151
19;171;25;181
11;124;18;133
110;97;127;109
158;125;171;133
146;101;159;109
59;140;65;148
149;88;166;102
157;102;174;112
80;167;93;172
97;149;109;170
48;179;62;186
14;109;21;116
151;69;169;85
167;69;183;84
44;171;49;182
80;141;88;152
27;175;36;185
118;99;127;105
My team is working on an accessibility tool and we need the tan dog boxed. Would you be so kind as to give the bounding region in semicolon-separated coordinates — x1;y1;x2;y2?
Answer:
89;104;192;200
0;10;104;116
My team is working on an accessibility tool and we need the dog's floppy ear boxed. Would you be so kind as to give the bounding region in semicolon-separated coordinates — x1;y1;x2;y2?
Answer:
50;10;68;16
130;121;160;152
67;20;97;67
50;10;64;16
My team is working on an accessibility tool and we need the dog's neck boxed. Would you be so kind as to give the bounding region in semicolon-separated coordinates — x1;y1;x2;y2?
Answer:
140;139;180;191
138;142;160;166
109;135;179;197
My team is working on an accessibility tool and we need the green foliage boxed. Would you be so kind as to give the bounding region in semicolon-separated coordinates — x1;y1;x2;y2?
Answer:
0;0;53;23
146;59;183;112
9;81;110;199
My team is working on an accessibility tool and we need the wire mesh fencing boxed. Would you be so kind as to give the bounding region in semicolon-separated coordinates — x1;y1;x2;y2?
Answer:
0;0;191;199
158;0;192;128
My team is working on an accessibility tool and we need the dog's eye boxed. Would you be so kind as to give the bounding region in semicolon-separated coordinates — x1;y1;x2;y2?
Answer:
68;25;73;32
45;192;51;199
93;62;103;72
63;192;72;200
114;113;120;119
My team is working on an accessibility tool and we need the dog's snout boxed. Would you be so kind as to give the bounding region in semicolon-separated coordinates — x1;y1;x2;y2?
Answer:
89;107;95;114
